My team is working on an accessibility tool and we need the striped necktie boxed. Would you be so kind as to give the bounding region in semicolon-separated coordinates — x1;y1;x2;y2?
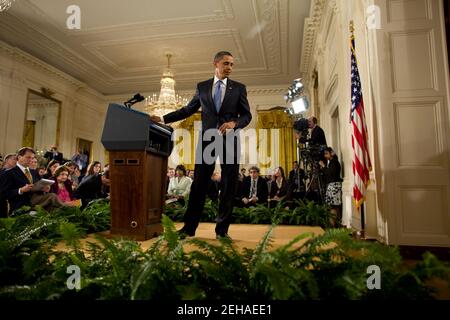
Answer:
24;168;33;184
213;80;223;113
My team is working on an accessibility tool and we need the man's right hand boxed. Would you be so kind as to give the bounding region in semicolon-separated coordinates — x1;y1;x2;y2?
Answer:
150;115;162;123
20;184;33;193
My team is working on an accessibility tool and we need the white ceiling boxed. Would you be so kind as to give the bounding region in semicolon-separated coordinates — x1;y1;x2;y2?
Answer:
0;0;311;95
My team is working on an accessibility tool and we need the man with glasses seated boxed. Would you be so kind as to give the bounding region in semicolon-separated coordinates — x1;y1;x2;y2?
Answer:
240;166;268;208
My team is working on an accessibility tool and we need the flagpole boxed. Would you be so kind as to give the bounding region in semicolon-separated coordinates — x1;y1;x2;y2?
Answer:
350;20;366;240
360;204;366;239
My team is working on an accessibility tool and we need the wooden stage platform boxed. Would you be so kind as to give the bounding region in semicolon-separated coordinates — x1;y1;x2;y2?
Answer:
56;223;325;252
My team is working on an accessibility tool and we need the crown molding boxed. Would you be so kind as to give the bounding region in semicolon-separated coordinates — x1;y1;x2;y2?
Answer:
0;40;85;89
299;0;326;84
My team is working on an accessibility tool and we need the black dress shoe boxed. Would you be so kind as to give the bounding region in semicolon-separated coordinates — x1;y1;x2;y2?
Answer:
177;228;195;239
216;234;232;241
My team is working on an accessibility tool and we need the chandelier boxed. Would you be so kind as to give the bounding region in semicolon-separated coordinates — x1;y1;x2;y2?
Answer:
145;54;188;118
0;0;15;12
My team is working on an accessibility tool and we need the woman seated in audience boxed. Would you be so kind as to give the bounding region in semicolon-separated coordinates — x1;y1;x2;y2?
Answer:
50;166;78;206
268;166;288;208
43;159;60;179
71;166;81;189
37;166;46;178
167;165;192;206
81;161;102;183
74;161;106;209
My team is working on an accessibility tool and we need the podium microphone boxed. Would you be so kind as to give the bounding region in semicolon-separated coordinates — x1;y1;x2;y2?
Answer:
124;93;145;108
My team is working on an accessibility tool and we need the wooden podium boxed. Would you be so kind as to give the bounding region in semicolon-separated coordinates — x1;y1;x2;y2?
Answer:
101;103;173;240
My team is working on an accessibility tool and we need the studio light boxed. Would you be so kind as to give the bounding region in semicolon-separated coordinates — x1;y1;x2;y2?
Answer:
284;78;310;117
291;96;309;114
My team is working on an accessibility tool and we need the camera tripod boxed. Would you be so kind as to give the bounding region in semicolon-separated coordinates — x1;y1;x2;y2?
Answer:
296;140;326;204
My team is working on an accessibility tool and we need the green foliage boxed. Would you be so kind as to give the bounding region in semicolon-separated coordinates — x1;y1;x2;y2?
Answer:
165;199;333;228
1;204;449;300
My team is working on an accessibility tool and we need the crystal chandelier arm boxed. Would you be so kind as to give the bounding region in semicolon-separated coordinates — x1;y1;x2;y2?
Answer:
162;88;201;124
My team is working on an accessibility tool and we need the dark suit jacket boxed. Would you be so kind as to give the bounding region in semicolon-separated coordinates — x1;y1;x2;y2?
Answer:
0;166;41;213
321;157;342;185
310;126;327;146
0;168;9;217
163;78;252;158
240;176;269;204
269;179;289;199
74;174;103;209
44;151;64;163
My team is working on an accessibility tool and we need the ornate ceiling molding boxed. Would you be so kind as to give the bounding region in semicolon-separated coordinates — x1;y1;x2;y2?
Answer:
247;87;285;95
83;29;249;74
0;40;85;89
0;13;112;87
299;0;326;82
19;0;235;37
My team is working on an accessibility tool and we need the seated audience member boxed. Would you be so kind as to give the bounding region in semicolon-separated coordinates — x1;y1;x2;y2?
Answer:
188;170;195;180
287;161;306;203
101;168;110;198
240;168;247;179
43;159;60;179
166;167;175;193
50;166;77;206
268;166;288;208
63;161;77;185
207;172;221;201
0;153;17;217
71;166;81;189
167;165;192;206
37;166;46;178
29;157;38;170
240;166;269;207
74;170;106;210
81;161;102;183
0;147;64;214
1;153;17;171
78;167;87;184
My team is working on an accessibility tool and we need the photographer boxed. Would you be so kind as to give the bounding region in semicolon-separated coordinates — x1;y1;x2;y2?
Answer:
308;116;327;146
319;147;343;227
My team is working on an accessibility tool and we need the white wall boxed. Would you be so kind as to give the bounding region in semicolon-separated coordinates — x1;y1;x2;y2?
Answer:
0;41;108;165
303;0;450;246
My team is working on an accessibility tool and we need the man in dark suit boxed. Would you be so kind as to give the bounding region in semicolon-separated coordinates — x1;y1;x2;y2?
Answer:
0;153;18;217
0;147;43;214
240;166;268;207
287;161;306;203
44;145;64;163
151;51;252;239
308;116;327;146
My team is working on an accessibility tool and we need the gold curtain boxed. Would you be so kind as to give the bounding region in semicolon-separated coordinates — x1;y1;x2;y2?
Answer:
256;109;297;175
177;112;202;170
22;120;36;148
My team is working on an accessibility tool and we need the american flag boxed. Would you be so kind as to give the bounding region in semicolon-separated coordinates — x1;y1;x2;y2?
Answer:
350;32;372;209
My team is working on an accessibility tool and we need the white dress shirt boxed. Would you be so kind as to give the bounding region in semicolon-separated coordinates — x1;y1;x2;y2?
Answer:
160;75;227;123
16;163;32;195
167;176;193;198
212;75;227;104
